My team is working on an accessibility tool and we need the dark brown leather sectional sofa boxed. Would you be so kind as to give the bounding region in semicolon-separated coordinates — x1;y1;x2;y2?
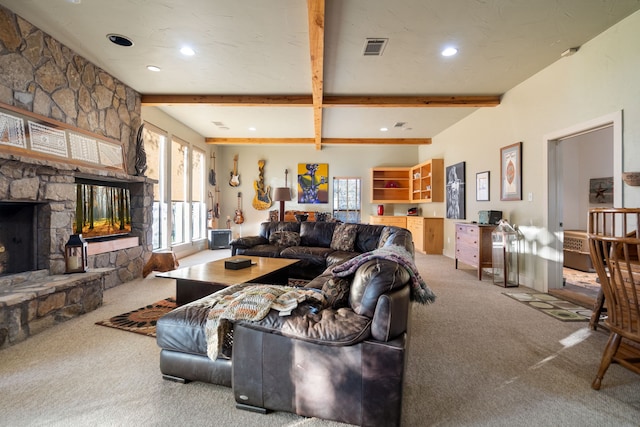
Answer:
157;222;429;426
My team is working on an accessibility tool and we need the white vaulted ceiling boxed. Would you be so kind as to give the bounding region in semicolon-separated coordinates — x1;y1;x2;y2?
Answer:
1;0;639;148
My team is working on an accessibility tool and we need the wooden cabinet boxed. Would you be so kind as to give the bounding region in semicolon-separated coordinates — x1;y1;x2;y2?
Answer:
371;167;411;203
455;223;496;280
369;215;407;228
406;216;444;254
410;159;444;203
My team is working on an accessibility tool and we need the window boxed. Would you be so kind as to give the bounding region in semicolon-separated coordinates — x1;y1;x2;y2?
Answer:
143;124;167;250
191;148;206;240
333;177;361;223
170;138;189;245
143;122;208;249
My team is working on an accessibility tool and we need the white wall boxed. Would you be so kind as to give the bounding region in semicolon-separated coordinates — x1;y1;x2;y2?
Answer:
214;144;420;237
419;10;640;291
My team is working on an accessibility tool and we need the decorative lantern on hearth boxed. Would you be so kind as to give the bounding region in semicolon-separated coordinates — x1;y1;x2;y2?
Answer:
492;219;519;287
65;234;88;274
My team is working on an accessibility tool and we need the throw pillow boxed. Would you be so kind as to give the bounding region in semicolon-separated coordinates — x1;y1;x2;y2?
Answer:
321;277;351;309
269;231;300;248
330;223;357;251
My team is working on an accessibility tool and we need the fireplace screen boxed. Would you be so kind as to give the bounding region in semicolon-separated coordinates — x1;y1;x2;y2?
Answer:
0;203;36;275
74;181;132;239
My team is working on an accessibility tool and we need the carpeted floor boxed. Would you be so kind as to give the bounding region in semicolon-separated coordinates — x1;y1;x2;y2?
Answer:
3;250;640;427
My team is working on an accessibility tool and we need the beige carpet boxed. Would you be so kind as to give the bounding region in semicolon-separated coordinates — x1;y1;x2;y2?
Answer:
1;250;640;426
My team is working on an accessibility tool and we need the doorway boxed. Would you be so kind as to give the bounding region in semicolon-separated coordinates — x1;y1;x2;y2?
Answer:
544;111;622;295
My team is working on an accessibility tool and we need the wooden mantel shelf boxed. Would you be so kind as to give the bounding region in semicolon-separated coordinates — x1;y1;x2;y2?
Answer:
87;236;139;256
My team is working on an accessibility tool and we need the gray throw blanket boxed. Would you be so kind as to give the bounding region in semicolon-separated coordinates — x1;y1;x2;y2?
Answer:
331;245;436;304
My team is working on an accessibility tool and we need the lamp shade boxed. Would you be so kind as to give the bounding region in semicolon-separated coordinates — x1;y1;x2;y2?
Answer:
273;187;291;202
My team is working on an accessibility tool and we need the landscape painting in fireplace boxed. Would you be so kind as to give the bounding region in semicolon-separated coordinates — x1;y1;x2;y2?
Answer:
74;181;131;239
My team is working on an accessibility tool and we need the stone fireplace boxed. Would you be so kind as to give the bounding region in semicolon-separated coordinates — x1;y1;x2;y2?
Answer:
0;153;154;348
0;155;153;279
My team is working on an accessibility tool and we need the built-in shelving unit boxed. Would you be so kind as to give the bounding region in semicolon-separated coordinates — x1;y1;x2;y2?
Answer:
410;159;444;203
371;167;411;203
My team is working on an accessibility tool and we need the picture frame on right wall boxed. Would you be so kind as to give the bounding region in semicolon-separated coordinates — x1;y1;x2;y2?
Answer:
500;142;522;201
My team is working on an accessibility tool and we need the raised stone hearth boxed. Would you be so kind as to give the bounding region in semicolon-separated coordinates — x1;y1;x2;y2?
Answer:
0;269;111;347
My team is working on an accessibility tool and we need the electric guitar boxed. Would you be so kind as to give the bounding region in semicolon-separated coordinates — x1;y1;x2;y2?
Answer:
234;192;244;224
252;159;272;210
229;154;240;187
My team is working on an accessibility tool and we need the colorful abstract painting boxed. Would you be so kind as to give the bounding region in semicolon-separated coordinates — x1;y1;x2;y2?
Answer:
297;163;329;204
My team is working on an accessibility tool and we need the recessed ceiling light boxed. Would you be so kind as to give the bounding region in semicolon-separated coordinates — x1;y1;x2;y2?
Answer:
180;46;195;56
441;47;458;57
380;127;388;132
67;0;81;4
248;127;256;131
146;65;161;72
107;34;133;47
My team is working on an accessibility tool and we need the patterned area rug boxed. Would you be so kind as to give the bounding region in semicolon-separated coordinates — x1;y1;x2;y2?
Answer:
96;298;176;337
503;292;592;322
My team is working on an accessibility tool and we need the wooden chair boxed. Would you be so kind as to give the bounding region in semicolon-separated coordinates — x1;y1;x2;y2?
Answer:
588;208;640;390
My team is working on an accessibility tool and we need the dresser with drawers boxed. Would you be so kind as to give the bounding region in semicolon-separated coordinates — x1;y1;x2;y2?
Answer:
455;223;496;280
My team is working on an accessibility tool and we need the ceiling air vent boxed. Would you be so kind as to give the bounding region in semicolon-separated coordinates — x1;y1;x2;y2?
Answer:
363;38;388;56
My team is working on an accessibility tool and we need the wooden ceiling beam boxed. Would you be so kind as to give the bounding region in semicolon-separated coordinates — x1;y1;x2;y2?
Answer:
205;137;430;145
141;94;500;108
307;0;325;150
140;94;312;106
323;95;501;108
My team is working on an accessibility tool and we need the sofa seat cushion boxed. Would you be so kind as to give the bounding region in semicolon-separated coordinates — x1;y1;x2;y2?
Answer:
326;250;361;268
237;244;281;258
280;246;335;266
239;306;372;346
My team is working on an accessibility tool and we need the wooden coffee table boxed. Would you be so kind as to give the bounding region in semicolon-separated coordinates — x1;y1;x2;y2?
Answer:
157;256;300;306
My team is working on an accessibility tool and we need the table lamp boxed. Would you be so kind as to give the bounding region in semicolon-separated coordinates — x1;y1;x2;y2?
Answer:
273;187;291;221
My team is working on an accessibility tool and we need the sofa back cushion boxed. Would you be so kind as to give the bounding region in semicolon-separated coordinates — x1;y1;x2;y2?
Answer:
300;221;338;247
354;224;386;253
349;259;410;317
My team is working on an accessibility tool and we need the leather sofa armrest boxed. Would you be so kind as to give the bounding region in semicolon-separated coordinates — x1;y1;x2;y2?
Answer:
371;285;410;341
230;236;268;255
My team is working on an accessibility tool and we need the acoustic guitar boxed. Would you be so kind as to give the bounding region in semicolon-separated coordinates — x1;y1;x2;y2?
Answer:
229;154;240;187
234;192;244;224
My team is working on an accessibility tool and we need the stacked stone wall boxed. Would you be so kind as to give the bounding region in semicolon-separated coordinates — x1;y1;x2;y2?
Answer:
0;4;141;177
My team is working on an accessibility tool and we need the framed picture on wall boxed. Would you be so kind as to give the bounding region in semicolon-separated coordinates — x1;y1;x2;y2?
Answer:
500;142;522;201
476;171;490;201
446;161;465;219
589;177;613;204
297;163;329;203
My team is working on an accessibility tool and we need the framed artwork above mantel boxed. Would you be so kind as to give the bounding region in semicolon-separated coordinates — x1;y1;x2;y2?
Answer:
0;102;125;172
